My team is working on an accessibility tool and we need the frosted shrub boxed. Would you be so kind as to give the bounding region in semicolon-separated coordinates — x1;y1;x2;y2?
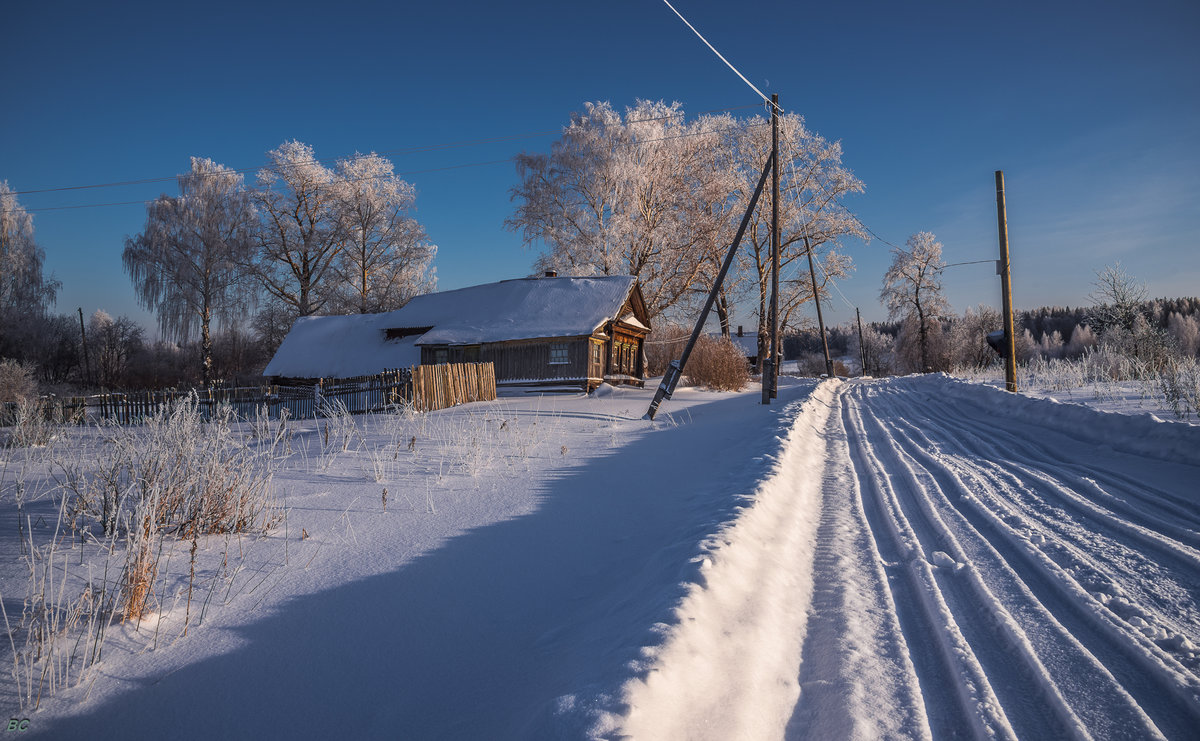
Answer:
0;358;36;404
684;335;750;391
2;398;61;448
61;395;278;537
1159;356;1200;420
6;394;286;707
646;324;690;377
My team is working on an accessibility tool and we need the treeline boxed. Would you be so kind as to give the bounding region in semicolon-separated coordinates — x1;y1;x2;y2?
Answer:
787;295;1200;376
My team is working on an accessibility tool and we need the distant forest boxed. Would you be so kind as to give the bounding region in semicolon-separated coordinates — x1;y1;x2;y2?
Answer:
787;296;1200;364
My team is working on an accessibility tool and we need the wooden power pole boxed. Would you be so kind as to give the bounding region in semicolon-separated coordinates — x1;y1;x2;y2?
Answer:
856;307;867;376
995;170;1018;392
764;94;781;403
78;307;92;388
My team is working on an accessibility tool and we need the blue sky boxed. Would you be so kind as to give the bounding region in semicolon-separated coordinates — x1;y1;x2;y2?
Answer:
3;0;1197;331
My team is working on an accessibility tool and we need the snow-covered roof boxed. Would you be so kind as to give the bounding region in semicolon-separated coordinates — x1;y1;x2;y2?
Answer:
729;332;758;356
265;276;638;378
714;331;758;356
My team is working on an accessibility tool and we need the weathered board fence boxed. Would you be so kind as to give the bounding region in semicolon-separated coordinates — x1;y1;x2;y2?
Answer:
4;364;497;426
411;362;497;411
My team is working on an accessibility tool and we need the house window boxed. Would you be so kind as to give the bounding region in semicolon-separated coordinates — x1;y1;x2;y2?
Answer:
433;347;449;365
549;343;569;365
591;342;601;366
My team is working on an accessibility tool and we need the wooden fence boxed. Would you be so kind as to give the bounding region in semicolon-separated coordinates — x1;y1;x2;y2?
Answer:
4;364;497;426
411;362;497;412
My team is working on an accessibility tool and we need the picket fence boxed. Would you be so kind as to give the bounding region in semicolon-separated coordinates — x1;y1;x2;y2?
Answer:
12;364;496;426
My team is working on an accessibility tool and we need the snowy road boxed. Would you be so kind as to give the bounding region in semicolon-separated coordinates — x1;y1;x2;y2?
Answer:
787;377;1200;740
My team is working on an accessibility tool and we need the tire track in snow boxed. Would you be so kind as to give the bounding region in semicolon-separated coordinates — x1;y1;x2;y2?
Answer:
786;388;930;740
906;388;1200;676
918;390;1200;539
857;380;1199;739
845;386;1081;741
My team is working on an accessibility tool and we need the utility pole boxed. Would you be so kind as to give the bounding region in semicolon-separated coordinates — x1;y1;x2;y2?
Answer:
856;307;867;376
804;235;835;377
995;170;1018;392
78;307;92;388
764;93;781;403
647;152;775;420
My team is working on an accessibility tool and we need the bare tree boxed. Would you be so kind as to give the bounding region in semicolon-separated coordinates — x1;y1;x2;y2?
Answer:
328;152;437;313
1087;262;1147;335
881;232;949;373
252;141;344;317
948;304;1002;370
88;310;144;389
124;157;257;385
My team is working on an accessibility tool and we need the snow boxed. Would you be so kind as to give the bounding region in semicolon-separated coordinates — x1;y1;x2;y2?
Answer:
3;373;1199;739
264;275;637;378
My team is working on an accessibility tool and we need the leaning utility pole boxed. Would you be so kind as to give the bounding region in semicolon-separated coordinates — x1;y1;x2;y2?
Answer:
995;170;1018;392
646;152;775;420
804;234;834;377
764;94;781;403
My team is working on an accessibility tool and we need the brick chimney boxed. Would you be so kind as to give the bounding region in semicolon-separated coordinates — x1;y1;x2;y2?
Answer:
544;270;558;278
737;325;744;337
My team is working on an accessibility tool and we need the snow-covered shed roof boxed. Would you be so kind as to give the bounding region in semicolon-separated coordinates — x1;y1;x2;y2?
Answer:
264;276;639;378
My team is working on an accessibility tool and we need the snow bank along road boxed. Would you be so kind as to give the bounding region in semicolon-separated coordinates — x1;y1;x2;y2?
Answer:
624;375;1200;740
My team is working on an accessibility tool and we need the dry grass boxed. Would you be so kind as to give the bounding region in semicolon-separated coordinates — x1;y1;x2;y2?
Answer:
2;394;285;707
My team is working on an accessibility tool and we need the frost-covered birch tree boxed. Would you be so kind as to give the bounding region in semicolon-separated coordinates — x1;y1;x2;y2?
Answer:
728;113;863;369
508;101;726;319
508;101;865;333
880;232;949;373
124;157;256;386
252;141;343;317
0;181;60;359
329;152;436;314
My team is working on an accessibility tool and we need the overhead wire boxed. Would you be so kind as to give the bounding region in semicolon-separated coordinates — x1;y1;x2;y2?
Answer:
659;0;777;111
4;102;764;199
5;107;769;215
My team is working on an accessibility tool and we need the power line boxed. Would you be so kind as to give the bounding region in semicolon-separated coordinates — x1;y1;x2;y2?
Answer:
659;0;776;110
941;259;995;269
6;118;772;216
4;102;763;199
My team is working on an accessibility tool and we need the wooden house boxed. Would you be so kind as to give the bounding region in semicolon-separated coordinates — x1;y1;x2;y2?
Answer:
264;274;650;391
729;325;760;367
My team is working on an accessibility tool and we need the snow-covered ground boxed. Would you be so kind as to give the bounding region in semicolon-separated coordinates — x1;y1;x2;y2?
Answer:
953;367;1200;425
2;374;1198;739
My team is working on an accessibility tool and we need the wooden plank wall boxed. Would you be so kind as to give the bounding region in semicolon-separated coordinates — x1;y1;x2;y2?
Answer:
410;362;497;412
480;339;588;381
